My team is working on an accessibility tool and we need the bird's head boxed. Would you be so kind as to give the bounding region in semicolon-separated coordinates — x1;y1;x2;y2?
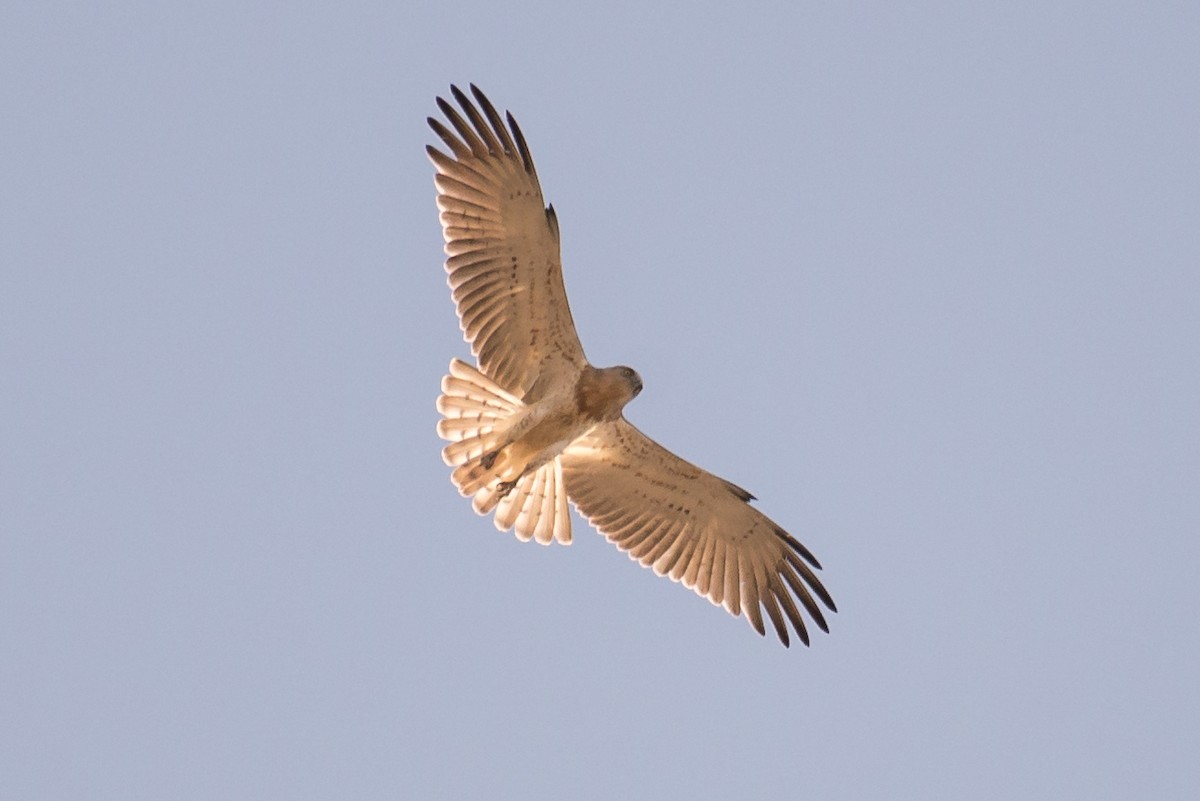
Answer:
579;365;644;421
616;365;643;398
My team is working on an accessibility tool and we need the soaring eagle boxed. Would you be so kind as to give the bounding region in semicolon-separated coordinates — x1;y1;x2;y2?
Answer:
430;85;835;646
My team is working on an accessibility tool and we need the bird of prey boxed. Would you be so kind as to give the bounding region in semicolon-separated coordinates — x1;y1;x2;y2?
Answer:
429;85;836;646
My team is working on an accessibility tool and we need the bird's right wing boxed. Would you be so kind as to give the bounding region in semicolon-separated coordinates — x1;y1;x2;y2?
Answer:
560;419;836;646
427;85;587;401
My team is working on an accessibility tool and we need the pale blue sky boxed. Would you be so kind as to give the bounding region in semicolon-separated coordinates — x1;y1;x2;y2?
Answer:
3;2;1198;799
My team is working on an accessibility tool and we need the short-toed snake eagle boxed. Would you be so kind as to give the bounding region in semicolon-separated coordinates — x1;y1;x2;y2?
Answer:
430;85;835;646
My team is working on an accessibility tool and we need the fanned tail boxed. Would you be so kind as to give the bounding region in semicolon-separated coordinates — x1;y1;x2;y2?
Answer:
436;358;572;545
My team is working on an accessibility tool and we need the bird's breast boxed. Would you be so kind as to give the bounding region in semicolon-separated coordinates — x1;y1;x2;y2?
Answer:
503;400;594;474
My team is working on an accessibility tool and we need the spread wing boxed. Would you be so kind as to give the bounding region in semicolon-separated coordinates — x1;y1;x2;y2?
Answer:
427;84;586;401
560;419;836;646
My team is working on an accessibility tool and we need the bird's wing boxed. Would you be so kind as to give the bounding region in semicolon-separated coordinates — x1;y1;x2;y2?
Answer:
560;419;836;646
427;84;587;401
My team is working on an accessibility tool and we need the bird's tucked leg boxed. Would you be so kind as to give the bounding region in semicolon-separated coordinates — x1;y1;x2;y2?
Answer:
495;456;536;498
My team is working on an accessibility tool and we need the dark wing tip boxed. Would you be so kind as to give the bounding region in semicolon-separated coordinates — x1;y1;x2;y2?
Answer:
773;616;792;648
468;84;518;157
435;86;530;174
811;608;831;634
446;83;508;158
506;111;536;174
721;478;755;502
435;94;456;118
468;83;492;112
773;524;823;570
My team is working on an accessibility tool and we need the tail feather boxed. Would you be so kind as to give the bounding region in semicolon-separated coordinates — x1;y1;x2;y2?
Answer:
493;459;571;545
436;358;572;545
436;415;497;440
442;437;495;470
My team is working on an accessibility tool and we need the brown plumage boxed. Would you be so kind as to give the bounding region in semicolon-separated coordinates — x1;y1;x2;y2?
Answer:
430;85;836;646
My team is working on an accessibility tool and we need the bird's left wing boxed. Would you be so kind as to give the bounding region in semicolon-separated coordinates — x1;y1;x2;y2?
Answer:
560;419;836;646
427;85;586;401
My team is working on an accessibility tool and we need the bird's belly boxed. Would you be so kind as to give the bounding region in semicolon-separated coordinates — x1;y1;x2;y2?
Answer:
508;409;590;472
